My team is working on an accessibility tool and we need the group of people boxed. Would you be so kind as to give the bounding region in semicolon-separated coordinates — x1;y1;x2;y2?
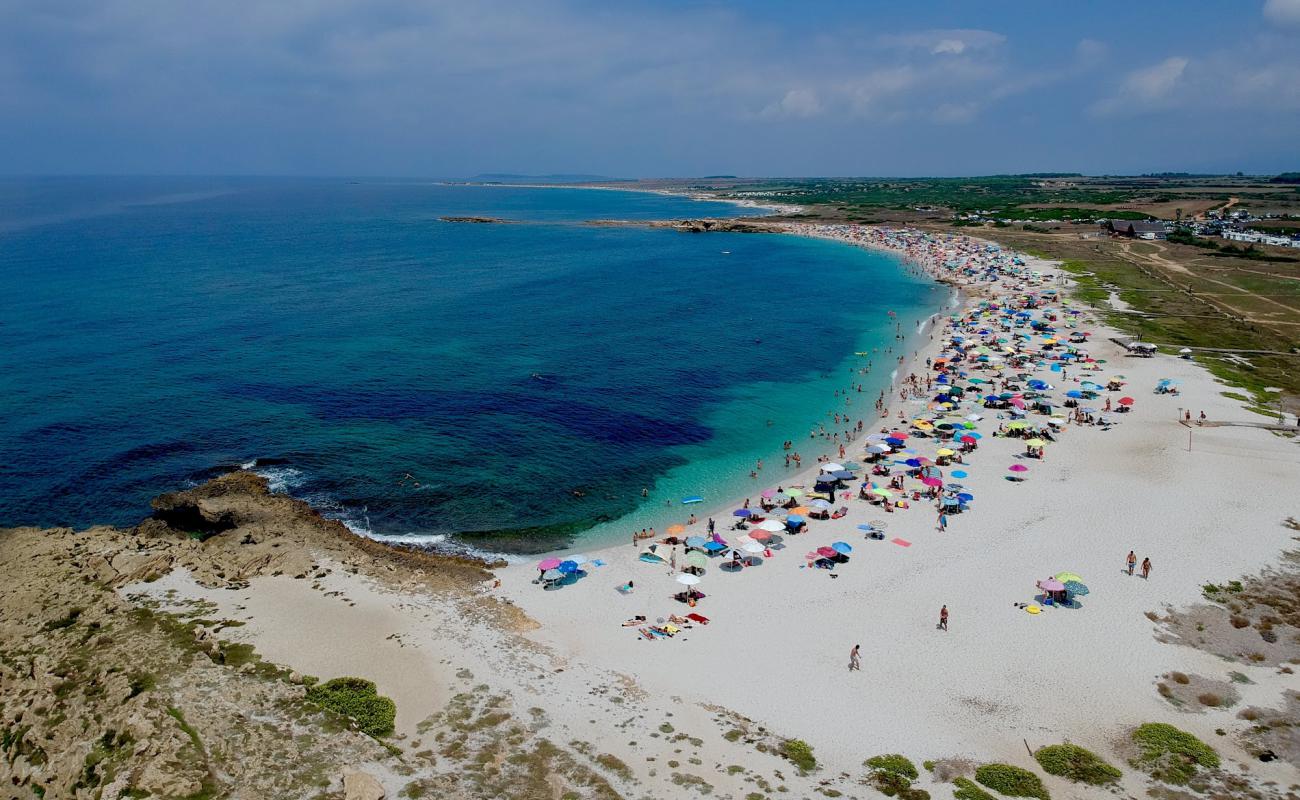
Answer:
1125;550;1153;579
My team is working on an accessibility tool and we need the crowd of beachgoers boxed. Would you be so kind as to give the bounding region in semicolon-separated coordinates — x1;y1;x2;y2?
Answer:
527;226;1174;640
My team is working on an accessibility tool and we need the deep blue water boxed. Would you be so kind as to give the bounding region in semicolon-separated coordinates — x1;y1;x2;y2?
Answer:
0;178;941;554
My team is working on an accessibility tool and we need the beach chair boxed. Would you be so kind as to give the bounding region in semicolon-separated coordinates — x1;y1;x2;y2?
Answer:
831;506;848;519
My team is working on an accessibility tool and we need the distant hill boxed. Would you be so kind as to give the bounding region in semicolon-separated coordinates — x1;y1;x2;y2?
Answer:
467;173;615;184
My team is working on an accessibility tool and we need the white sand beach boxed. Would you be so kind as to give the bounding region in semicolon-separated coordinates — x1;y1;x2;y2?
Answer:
126;226;1300;799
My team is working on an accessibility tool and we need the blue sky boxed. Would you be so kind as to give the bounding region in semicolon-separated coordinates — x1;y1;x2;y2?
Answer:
2;0;1298;177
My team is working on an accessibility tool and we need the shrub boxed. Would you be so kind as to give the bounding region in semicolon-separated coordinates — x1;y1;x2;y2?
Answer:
974;764;1049;800
1169;672;1190;684
781;739;816;773
953;777;996;800
1034;744;1121;785
1197;693;1223;707
1131;723;1219;785
866;754;919;781
305;677;396;737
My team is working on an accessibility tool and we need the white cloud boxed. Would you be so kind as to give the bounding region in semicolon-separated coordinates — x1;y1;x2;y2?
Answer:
878;29;1006;56
932;102;979;124
760;88;823;119
1263;0;1300;26
1090;56;1188;115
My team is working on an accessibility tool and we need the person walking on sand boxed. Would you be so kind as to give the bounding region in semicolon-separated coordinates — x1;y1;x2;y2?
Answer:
849;644;861;671
1141;557;1152;580
938;605;949;631
669;548;677;574
937;511;948;532
1126;550;1137;576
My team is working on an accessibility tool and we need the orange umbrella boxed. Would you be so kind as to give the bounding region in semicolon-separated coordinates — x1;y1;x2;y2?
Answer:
789;506;811;515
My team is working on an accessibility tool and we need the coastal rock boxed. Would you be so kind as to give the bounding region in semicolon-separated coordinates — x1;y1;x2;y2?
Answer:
651;217;781;234
438;215;508;224
343;768;387;800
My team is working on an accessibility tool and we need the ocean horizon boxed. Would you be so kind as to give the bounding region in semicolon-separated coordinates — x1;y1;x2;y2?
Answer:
0;177;942;556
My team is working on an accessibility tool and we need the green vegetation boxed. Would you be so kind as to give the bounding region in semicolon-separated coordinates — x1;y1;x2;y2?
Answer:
1166;228;1220;249
974;764;1050;800
1034;744;1121;785
953;778;996;800
1130;723;1219;785
305;677;396;737
865;754;919;780
780;738;816;773
42;608;82;631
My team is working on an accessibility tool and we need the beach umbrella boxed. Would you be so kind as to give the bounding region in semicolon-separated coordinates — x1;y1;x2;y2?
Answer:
831;542;853;555
760;489;776;498
742;541;765;555
789;506;810;515
538;558;561;571
831;470;855;480
808;499;832;509
557;560;579;574
771;492;789;504
666;524;686;535
1039;578;1066;592
747;530;771;541
1008;464;1028;473
1064;580;1089;596
676;573;701;586
871;487;893;498
567;554;590;566
940;497;960;506
816;546;838;559
956;492;974;503
867;444;889;454
922;477;943;487
822;462;845;472
951;470;968;478
1055;571;1084;584
758;519;786;532
785;488;804;497
541;568;564;581
1118;397;1134;406
733;508;752;517
786;514;806;525
842;462;862;471
685;536;707;548
936;448;956;457
1025;438;1045;447
888;432;908;440
685;551;708;568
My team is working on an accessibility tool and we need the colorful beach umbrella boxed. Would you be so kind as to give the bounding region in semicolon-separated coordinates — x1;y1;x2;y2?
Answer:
538;558;561;571
1008;464;1028;473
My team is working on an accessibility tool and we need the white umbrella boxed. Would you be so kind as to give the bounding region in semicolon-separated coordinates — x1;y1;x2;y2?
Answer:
758;519;786;532
741;541;765;555
676;573;701;586
566;553;589;565
808;499;832;509
735;534;756;546
822;463;845;472
866;444;889;454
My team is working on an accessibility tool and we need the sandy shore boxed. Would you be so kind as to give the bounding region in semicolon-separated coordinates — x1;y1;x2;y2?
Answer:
124;225;1300;798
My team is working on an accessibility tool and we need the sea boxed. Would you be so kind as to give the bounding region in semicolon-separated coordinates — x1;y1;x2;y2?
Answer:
0;177;946;557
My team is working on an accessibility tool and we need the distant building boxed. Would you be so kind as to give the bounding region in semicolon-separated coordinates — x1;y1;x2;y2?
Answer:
1107;220;1167;239
1222;228;1300;249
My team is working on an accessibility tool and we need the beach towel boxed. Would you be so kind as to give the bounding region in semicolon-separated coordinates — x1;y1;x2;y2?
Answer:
591;559;606;567
891;537;912;547
685;613;709;625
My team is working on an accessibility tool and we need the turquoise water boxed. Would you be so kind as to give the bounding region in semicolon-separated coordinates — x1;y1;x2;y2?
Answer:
0;178;941;554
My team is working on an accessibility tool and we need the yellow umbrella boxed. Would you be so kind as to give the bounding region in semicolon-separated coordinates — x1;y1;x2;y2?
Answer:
936;448;955;456
1025;439;1045;447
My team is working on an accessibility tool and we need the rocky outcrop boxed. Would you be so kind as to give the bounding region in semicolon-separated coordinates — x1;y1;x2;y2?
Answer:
439;215;509;224
650;218;783;234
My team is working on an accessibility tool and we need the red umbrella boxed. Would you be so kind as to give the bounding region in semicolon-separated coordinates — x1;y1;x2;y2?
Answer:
1008;464;1028;473
960;435;976;443
816;546;838;558
889;431;909;440
1118;397;1134;406
748;530;771;541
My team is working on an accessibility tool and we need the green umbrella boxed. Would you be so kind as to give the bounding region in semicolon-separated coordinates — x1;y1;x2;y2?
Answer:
685;551;708;569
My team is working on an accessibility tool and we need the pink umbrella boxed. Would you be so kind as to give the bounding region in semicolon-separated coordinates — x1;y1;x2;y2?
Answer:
1009;397;1026;409
922;477;943;487
538;558;561;571
760;489;776;498
1039;578;1066;592
1008;464;1028;473
748;530;772;541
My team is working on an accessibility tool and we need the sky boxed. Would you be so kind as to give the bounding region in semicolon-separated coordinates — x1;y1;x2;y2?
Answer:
2;0;1299;178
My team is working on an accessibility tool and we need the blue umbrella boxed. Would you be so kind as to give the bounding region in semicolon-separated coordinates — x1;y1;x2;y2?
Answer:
832;470;855;480
733;508;752;517
941;497;960;506
1064;580;1090;596
965;432;982;440
1065;390;1083;398
685;536;707;548
951;470;968;478
957;492;974;502
831;542;853;555
905;458;922;467
886;437;905;446
557;561;579;574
